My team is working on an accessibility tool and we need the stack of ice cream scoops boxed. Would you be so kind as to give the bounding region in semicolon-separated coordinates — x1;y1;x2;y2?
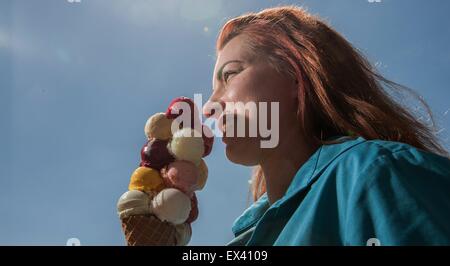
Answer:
117;97;214;246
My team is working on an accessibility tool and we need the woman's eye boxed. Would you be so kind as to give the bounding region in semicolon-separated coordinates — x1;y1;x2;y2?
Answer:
223;71;237;83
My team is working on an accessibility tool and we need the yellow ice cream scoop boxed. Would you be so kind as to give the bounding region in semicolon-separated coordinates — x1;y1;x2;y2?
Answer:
129;167;165;194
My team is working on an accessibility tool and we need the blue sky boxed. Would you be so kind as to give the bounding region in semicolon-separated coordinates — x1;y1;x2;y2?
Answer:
0;0;449;245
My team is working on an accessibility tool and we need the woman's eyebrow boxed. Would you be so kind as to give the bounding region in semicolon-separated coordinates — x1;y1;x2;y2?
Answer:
216;60;244;82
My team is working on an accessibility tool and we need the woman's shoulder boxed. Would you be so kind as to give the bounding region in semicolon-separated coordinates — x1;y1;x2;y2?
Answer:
285;136;450;200
324;137;450;204
329;137;450;180
329;138;450;245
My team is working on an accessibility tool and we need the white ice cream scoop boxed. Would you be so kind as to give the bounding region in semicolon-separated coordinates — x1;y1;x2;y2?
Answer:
117;190;151;219
167;128;204;166
150;188;192;225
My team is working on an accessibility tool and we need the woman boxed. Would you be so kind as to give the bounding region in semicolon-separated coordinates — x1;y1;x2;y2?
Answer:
202;5;450;245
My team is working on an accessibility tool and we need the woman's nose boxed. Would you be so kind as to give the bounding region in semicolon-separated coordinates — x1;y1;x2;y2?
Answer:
203;99;225;119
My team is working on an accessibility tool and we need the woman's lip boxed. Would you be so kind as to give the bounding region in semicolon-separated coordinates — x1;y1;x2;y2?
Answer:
218;111;234;135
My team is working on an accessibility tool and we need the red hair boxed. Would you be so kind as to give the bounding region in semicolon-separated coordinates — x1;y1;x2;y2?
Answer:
216;5;449;201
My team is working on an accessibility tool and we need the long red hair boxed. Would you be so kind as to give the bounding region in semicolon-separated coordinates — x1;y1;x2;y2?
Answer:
216;5;449;202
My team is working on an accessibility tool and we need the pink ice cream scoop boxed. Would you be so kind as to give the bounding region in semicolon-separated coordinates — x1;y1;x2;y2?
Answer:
162;161;199;195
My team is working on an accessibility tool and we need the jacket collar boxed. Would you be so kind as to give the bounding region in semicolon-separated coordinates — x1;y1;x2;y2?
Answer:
231;136;366;236
231;193;270;236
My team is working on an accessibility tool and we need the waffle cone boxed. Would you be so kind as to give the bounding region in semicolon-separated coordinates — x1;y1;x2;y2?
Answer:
121;214;177;246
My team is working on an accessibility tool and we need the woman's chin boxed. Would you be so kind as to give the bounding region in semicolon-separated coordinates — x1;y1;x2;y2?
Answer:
224;142;259;166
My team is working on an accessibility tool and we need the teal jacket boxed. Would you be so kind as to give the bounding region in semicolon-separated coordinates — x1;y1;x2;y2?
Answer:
227;136;450;246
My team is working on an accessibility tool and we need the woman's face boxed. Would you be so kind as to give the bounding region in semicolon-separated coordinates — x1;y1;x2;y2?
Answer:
203;34;299;166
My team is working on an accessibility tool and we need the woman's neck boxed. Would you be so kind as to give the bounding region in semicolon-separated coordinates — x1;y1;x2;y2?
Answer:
260;133;318;205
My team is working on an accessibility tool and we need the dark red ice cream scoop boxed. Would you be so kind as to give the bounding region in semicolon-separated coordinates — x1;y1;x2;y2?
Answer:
185;193;198;224
202;124;214;157
140;139;175;170
165;96;215;156
165;97;201;129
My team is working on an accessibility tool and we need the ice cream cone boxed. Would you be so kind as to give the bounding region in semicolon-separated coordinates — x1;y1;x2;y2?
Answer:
120;97;213;246
121;214;177;246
